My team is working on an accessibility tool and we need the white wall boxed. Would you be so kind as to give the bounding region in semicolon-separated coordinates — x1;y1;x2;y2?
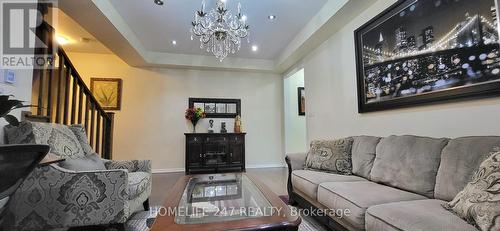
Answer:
303;0;500;141
0;69;33;144
284;69;307;154
67;52;285;171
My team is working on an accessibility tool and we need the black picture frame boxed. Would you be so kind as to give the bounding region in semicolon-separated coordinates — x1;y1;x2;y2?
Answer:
298;87;305;116
354;0;500;113
189;98;241;118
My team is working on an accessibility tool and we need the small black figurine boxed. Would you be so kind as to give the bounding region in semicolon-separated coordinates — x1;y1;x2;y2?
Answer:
220;122;227;133
208;119;214;133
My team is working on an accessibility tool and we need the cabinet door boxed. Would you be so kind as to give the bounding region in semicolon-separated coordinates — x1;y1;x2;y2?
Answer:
229;136;244;166
203;136;229;167
187;137;203;168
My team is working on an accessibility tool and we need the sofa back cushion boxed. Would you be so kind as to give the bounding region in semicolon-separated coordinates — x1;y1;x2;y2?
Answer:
371;135;449;198
5;121;86;159
434;136;500;201
351;136;381;179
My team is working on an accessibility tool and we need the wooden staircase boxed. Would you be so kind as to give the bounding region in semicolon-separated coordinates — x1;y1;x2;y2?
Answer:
30;19;115;159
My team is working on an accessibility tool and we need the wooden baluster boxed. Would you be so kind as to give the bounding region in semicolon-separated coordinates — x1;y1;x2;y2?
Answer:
96;113;101;154
78;87;83;124
63;67;71;124
103;112;115;160
71;77;77;124
55;54;64;123
90;104;95;148
46;29;54;120
85;97;89;131
37;66;45;115
46;68;54;121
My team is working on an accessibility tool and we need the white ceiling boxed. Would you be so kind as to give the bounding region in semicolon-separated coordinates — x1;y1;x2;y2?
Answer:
59;0;376;72
107;0;328;60
47;9;112;54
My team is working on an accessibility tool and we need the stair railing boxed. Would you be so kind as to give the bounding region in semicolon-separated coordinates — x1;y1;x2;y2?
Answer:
31;21;114;159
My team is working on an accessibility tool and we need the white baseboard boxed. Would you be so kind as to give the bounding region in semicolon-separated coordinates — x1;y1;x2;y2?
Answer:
246;163;286;169
152;168;185;174
153;164;286;174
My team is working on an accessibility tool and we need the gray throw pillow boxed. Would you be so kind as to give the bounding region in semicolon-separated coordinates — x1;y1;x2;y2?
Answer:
59;153;107;171
304;138;353;175
443;150;500;231
69;125;95;156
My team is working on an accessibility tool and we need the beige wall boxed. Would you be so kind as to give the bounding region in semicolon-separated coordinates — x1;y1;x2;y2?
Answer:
284;69;307;154
67;52;285;171
303;0;500;141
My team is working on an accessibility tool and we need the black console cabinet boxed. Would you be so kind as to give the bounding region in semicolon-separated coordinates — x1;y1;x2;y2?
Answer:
185;133;246;174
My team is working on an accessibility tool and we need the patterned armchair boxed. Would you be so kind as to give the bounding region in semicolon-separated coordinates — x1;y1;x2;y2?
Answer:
3;121;152;231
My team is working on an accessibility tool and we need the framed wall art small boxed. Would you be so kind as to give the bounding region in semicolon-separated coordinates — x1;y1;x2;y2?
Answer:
189;98;241;118
90;78;123;111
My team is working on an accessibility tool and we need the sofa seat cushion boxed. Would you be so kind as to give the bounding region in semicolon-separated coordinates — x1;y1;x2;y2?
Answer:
128;172;151;199
365;199;478;231
291;170;366;200
317;181;427;230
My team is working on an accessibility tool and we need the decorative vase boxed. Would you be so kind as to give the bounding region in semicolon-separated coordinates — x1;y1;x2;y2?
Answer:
234;115;242;133
192;120;198;133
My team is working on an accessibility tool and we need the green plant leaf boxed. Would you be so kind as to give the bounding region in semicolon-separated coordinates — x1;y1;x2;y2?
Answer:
13;104;35;110
0;95;10;101
3;114;19;126
0;100;22;116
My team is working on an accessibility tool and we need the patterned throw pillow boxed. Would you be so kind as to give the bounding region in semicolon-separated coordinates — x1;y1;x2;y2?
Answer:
443;150;500;231
304;138;354;175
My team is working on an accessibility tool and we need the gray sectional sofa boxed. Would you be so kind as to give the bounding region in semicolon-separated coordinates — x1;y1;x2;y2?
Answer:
285;135;500;231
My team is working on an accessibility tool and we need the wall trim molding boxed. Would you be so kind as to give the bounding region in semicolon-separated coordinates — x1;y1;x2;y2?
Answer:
152;168;185;174
246;163;286;169
152;164;286;174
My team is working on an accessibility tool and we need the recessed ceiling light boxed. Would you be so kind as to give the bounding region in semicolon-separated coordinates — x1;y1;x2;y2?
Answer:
56;35;71;45
268;15;276;20
251;45;258;52
172;40;177;45
154;0;164;6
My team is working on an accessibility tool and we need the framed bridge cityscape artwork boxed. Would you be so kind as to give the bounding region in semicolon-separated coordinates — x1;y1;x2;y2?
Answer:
355;0;500;112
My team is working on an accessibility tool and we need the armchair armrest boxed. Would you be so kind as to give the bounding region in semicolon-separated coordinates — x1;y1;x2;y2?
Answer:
103;159;152;173
9;164;130;230
285;152;307;171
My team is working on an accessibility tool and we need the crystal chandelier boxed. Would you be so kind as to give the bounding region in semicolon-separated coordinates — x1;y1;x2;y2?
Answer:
191;0;250;62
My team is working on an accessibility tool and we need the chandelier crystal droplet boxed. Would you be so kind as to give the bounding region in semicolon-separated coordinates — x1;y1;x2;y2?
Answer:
191;0;250;62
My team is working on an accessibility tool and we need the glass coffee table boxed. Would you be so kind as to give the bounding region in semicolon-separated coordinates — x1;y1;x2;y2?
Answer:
151;173;301;231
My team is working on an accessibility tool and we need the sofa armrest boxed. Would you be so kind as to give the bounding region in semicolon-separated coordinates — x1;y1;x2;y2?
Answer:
285;152;307;204
285;152;307;171
9;164;130;230
103;159;152;173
